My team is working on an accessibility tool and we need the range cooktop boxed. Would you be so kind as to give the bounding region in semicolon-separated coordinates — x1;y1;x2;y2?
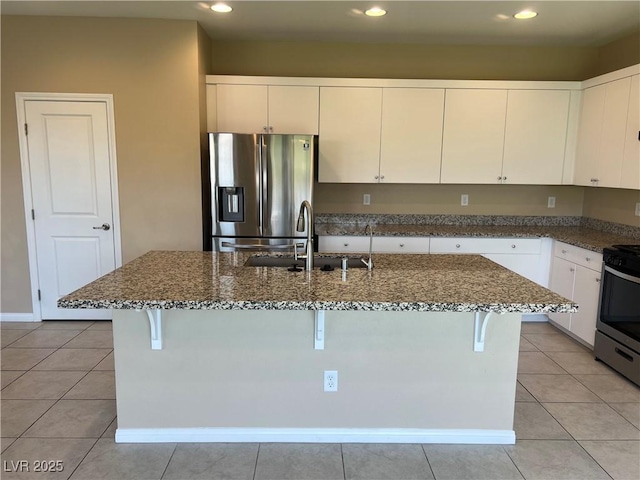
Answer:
611;245;640;256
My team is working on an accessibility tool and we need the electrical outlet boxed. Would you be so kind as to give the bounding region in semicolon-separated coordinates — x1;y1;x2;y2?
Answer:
324;370;338;392
461;194;469;206
548;196;556;208
363;194;371;205
636;202;640;216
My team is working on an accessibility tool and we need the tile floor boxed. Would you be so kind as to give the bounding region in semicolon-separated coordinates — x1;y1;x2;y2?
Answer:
1;320;638;480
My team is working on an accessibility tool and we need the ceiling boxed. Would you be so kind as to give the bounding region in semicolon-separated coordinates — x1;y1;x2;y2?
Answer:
2;1;639;47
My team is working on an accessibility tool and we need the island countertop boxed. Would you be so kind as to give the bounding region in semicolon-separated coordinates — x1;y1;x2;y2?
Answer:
58;251;576;314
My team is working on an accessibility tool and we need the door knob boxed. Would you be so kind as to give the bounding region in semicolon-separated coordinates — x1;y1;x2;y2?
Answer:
93;223;111;231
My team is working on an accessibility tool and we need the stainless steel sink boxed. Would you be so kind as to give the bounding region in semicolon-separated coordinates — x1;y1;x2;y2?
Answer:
245;255;367;269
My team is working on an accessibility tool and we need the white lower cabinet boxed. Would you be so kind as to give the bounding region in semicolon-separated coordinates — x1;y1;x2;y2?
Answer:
320;235;549;285
430;237;549;286
318;235;429;254
548;241;603;347
373;237;430;253
318;236;371;253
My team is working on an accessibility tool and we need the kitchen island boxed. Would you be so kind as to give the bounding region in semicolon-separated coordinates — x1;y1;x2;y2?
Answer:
59;251;575;445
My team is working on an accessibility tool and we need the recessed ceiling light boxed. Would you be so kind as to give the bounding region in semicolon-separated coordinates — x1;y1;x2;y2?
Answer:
211;3;232;13
513;10;537;20
365;7;387;17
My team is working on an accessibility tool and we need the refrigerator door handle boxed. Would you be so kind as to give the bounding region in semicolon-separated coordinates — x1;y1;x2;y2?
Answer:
256;139;263;235
261;137;269;237
221;242;305;250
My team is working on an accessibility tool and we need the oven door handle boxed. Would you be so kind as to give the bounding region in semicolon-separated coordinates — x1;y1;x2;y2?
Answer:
604;265;640;285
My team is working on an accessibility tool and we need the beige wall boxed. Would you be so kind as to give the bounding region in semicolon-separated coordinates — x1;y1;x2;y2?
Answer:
1;16;206;313
593;31;640;77
211;40;598;81
583;188;640;228
316;184;585;217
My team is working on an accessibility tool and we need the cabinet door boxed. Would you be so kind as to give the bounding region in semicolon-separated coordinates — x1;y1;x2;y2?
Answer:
575;84;606;186
597;77;632;187
483;254;544;286
373;236;430;253
621;75;640;190
502;90;570;185
379;88;444;183
571;265;602;347
440;89;507;184
216;84;268;133
548;257;575;330
318;87;382;183
206;84;217;132
268;86;319;135
318;236;371;253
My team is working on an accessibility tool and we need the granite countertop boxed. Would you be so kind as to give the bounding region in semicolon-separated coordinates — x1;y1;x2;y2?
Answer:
58;251;576;314
316;224;638;253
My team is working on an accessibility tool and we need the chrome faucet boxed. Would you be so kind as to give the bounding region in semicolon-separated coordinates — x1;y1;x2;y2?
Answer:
361;224;374;270
296;200;314;271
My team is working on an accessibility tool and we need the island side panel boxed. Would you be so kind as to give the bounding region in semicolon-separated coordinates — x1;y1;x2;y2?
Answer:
112;310;521;439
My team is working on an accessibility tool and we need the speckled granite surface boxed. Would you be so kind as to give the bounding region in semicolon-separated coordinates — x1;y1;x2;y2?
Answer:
58;251;576;314
316;224;639;253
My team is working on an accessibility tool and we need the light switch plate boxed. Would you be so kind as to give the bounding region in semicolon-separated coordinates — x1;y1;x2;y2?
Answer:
461;194;469;206
548;196;556;208
363;194;371;206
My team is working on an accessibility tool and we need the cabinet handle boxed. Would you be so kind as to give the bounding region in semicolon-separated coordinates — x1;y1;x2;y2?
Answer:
374;175;379;180
497;176;502;181
269;126;273;132
263;126;268;133
596;278;601;283
561;249;567;254
399;243;405;248
343;243;349;247
570;268;575;272
586;257;591;262
455;244;461;248
511;244;516;249
380;175;385;180
503;176;507;182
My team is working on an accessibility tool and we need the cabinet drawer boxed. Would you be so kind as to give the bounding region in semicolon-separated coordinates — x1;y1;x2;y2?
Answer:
373;236;430;253
318;236;370;253
553;241;602;271
429;237;541;254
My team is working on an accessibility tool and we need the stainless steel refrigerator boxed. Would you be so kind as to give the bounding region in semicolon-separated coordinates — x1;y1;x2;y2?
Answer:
203;133;316;252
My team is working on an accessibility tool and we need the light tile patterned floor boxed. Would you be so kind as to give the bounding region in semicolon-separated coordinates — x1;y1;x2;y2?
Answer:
1;320;638;480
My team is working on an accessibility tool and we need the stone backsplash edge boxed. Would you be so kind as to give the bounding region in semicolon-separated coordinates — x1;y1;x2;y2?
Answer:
315;214;640;239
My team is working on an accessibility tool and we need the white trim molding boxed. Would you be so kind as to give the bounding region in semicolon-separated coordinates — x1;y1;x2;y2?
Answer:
115;427;516;445
14;92;123;321
0;313;39;322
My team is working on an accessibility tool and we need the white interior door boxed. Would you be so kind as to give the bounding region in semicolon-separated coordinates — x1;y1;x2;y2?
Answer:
24;100;117;319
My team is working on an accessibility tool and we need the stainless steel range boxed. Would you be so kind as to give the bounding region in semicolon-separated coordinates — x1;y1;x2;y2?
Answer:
595;245;640;386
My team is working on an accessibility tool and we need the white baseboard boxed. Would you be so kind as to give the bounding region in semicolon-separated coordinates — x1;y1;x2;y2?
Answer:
0;313;38;322
521;314;549;323
115;427;515;445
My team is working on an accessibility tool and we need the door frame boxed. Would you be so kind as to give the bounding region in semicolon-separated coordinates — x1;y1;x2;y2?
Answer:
15;92;123;321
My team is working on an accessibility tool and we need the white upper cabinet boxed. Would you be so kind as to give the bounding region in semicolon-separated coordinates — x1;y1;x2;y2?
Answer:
575;77;633;188
440;89;508;184
215;84;319;134
574;84;606;186
502;90;571;185
379;88;445;183
621;75;640;190
216;84;268;133
318;87;383;183
267;85;319;135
